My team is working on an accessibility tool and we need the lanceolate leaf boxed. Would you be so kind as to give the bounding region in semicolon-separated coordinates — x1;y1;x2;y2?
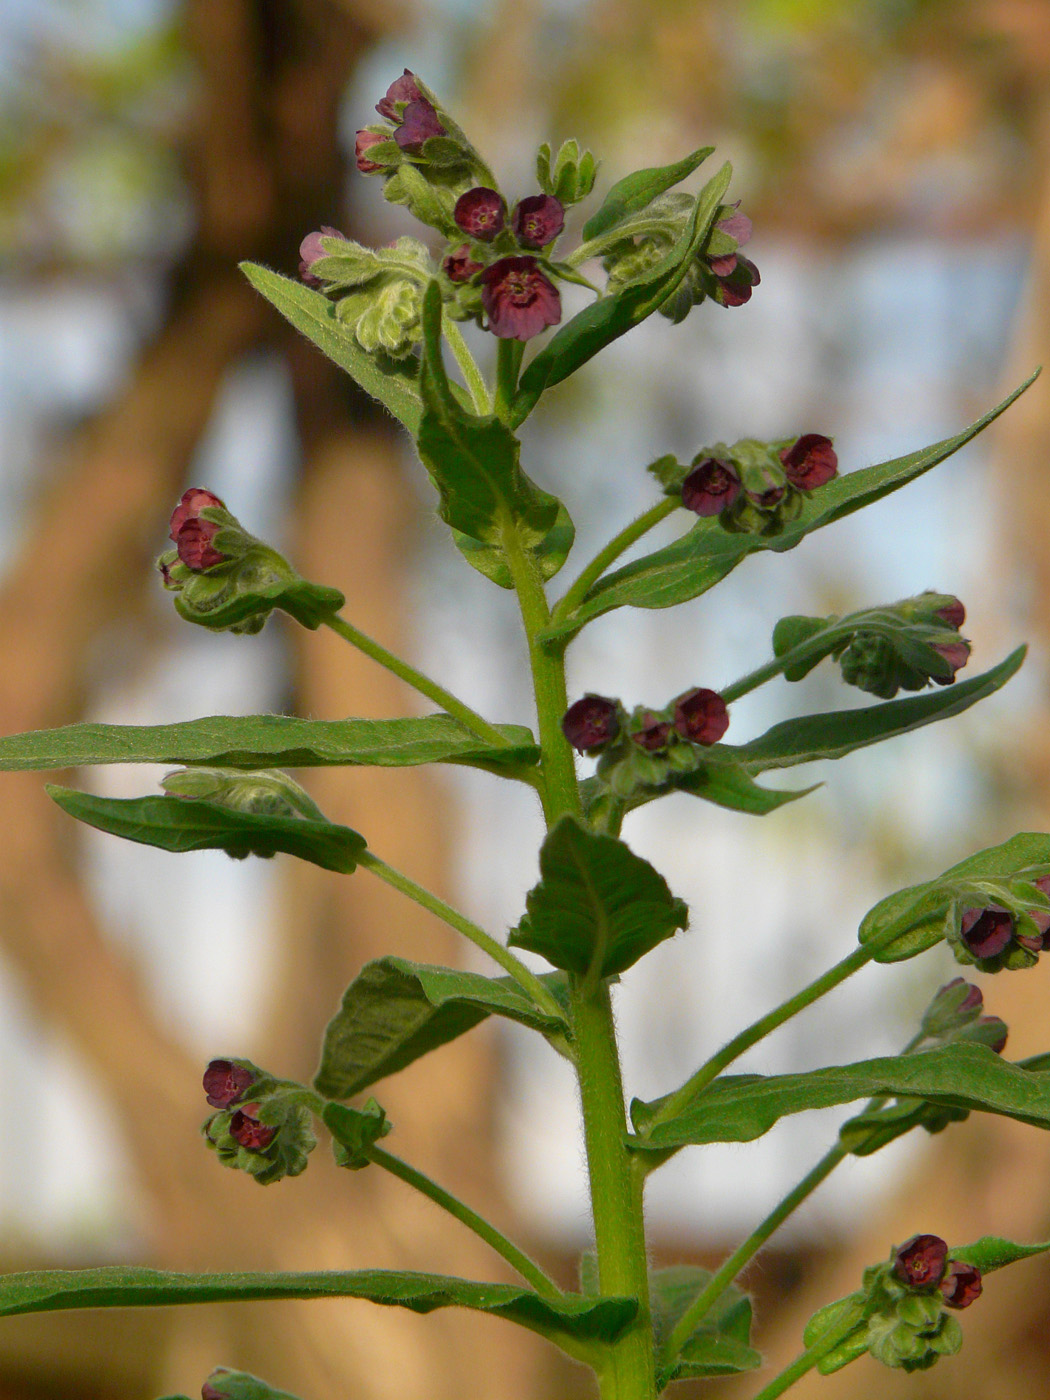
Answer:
509;816;688;979
512;163;733;423
651;1266;761;1387
858;831;1050;962
314;957;571;1099
729;648;1025;775
952;1236;1050;1273
630;1043;1050;1157
416;283;572;585
47;787;366;874
581;147;714;241
548;371;1039;634
0;714;538;775
0;1266;637;1356
239;264;422;433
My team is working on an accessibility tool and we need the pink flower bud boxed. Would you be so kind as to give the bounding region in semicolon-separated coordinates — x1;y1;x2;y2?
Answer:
169;488;225;541
443;245;484;284
355;130;385;174
169;488;228;571
454;187;506;241
394;98;445;151
673;688;730;745
203;1059;255;1109
893;1234;948;1289
940;1260;983;1309
680;457;741;516
298;226;346;285
375;70;422;121
512;194;565;248
229;1105;277;1152
779;434;838;490
930;639;971;683
935;597;966;629
562;695;619;753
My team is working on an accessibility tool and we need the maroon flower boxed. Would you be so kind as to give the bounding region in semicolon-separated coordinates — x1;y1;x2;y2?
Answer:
355;130;385;174
960;905;1014;960
169;488;228;571
203;1059;255;1109
512;194;565;248
562;695;619;753
443;244;484;284
939;976;983;1014
673;688;730;745
631;712;673;752
480;256;561;340
893;1234;949;1289
394;98;445;151
376;69;422;120
930;639;971;684
779;434;838;490
681;457;741;516
940;1260;983;1309
935;597;966;629
229;1105;277;1152
454;187;506;240
298;225;346;286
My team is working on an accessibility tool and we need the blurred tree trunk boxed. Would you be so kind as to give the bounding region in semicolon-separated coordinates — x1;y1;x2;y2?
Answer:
0;2;540;1396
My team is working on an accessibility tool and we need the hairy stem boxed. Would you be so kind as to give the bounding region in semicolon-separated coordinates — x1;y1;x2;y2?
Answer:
356;849;565;1021
444;318;493;416
493;338;525;424
368;1145;563;1298
553;497;679;625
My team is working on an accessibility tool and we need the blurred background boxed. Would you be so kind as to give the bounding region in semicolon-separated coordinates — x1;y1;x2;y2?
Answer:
2;0;1050;1396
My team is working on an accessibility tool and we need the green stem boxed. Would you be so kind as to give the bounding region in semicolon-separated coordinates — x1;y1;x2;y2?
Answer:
444;319;492;415
368;1144;563;1299
747;1311;863;1400
646;942;878;1132
553;498;679;625
322;613;510;751
356;849;565;1022
494;338;524;424
720;612;898;704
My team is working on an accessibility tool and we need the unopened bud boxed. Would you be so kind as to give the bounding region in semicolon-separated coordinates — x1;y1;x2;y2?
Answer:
940;1260;982;1309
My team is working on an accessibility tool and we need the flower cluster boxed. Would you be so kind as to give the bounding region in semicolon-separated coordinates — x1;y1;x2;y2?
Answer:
651;434;837;537
948;872;1050;972
201;1058;316;1186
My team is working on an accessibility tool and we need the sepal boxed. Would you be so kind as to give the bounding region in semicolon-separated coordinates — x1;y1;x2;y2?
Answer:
323;1098;391;1169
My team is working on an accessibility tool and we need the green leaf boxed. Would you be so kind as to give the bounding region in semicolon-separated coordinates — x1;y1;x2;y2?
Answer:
323;1100;391;1169
416;283;571;584
651;1266;761;1387
802;1294;870;1375
513;163;732;423
509;816;688;979
606;751;820;818
47;787;366;873
730;648;1025;775
195;1372;302;1400
0;713;538;775
581;147;714;241
630;1043;1050;1157
549;371;1039;633
0;1266;637;1357
239;264;422;434
952;1235;1050;1273
450;502;576;588
858;829;1050;962
314;957;570;1099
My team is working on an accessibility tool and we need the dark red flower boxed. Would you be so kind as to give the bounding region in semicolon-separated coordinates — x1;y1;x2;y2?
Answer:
673;688;730;745
930;640;971;684
893;1234;949;1289
562;695;619;753
298;226;345;286
376;70;422;120
935;597;966;629
960;906;1014;960
203;1059;255;1109
355;130;385;174
229;1105;277;1152
940;1260;983;1309
394;98;445;151
454;187;506;240
680;457;741;516
512;194;565;248
712;255;760;307
443;244;484;283
779;434;838;490
480;256;561;340
170;489;228;571
631;712;672;752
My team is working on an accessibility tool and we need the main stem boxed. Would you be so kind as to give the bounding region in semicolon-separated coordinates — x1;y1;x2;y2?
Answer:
503;516;656;1399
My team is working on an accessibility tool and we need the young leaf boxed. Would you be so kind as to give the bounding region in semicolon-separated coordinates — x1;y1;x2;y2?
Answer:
314;957;570;1099
47;787;366;874
951;1235;1050;1273
509;816;688;979
0;713;538;775
581;147;714;242
416;282;572;585
651;1266;761;1387
0;1265;637;1356
631;1042;1050;1157
239;263;422;434
512;163;732;422
857;830;1050;962
196;1372;303;1400
548;370;1039;633
730;648;1025;775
